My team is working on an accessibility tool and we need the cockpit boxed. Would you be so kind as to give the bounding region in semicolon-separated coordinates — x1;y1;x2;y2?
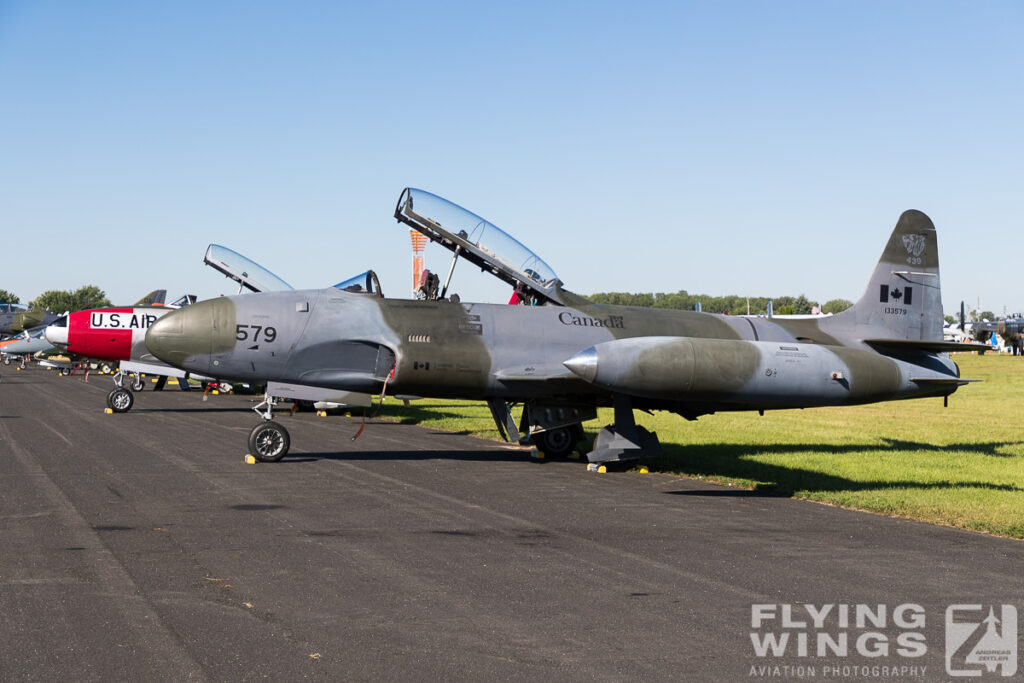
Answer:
0;303;28;313
334;270;384;297
202;189;563;306
204;243;382;298
395;188;564;305
204;244;295;293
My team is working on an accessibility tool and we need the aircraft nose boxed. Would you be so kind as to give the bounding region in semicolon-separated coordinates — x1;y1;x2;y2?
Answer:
44;317;68;346
146;297;237;371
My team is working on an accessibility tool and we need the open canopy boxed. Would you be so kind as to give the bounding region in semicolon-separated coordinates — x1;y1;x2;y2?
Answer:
204;245;295;293
395;188;563;305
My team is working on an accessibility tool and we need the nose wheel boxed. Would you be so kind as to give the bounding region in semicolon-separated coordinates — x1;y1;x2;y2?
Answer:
248;421;290;462
106;388;134;413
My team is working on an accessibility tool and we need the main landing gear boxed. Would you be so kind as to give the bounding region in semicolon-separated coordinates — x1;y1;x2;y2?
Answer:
487;400;590;459
487;396;662;465
534;425;579;458
248;394;290;462
587;394;662;464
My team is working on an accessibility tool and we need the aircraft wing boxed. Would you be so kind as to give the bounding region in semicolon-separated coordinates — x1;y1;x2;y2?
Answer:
493;363;579;383
863;338;993;354
266;381;373;407
909;376;980;387
119;360;215;382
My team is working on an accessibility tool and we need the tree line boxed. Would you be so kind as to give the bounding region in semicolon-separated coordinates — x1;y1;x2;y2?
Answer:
0;286;111;312
584;291;853;316
5;283;856;318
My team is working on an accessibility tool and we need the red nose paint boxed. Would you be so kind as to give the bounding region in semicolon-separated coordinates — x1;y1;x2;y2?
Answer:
65;308;135;361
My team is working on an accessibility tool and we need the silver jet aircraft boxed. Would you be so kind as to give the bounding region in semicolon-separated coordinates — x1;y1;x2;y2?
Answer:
145;188;985;462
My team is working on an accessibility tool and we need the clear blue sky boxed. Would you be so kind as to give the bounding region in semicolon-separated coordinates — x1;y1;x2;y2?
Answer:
2;1;1022;316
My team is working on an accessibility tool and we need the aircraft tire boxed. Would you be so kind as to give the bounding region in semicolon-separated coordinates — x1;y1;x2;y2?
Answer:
533;426;578;458
130;378;144;391
249;421;290;462
107;388;134;413
3;357;9;365
101;363;112;375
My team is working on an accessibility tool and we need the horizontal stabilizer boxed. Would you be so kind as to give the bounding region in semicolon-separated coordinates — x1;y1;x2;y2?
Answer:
863;338;992;354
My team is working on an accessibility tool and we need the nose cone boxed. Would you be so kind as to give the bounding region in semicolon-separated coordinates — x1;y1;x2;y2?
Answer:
563;346;598;383
44;318;68;347
145;297;237;371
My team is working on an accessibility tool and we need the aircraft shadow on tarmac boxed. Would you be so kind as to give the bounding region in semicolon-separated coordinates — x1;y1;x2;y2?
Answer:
384;404;494;424
132;406;256;414
280;449;541;465
132;402;485;420
657;438;1024;497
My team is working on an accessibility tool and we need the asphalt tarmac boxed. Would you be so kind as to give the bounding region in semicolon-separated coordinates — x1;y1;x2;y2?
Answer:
1;364;1022;681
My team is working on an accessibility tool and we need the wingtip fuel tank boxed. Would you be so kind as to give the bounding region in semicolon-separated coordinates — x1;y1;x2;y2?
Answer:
563;336;962;408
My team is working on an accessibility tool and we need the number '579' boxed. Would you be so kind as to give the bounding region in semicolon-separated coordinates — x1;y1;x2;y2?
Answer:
236;324;277;343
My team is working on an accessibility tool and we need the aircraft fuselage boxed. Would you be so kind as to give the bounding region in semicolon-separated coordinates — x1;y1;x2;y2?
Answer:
145;289;962;415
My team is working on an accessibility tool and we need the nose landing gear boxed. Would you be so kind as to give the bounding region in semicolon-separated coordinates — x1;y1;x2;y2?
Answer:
248;394;290;462
106;387;134;413
104;369;142;413
248;421;290;462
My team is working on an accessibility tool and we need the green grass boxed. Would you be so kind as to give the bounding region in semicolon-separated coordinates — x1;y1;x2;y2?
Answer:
379;354;1024;539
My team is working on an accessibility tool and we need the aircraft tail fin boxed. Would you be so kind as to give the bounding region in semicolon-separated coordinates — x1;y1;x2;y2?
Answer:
827;210;943;343
133;289;168;306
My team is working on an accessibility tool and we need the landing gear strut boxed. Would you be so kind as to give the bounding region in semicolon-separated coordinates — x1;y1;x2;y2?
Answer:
249;393;290;462
487;400;590;458
586;394;662;464
115;369;146;392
